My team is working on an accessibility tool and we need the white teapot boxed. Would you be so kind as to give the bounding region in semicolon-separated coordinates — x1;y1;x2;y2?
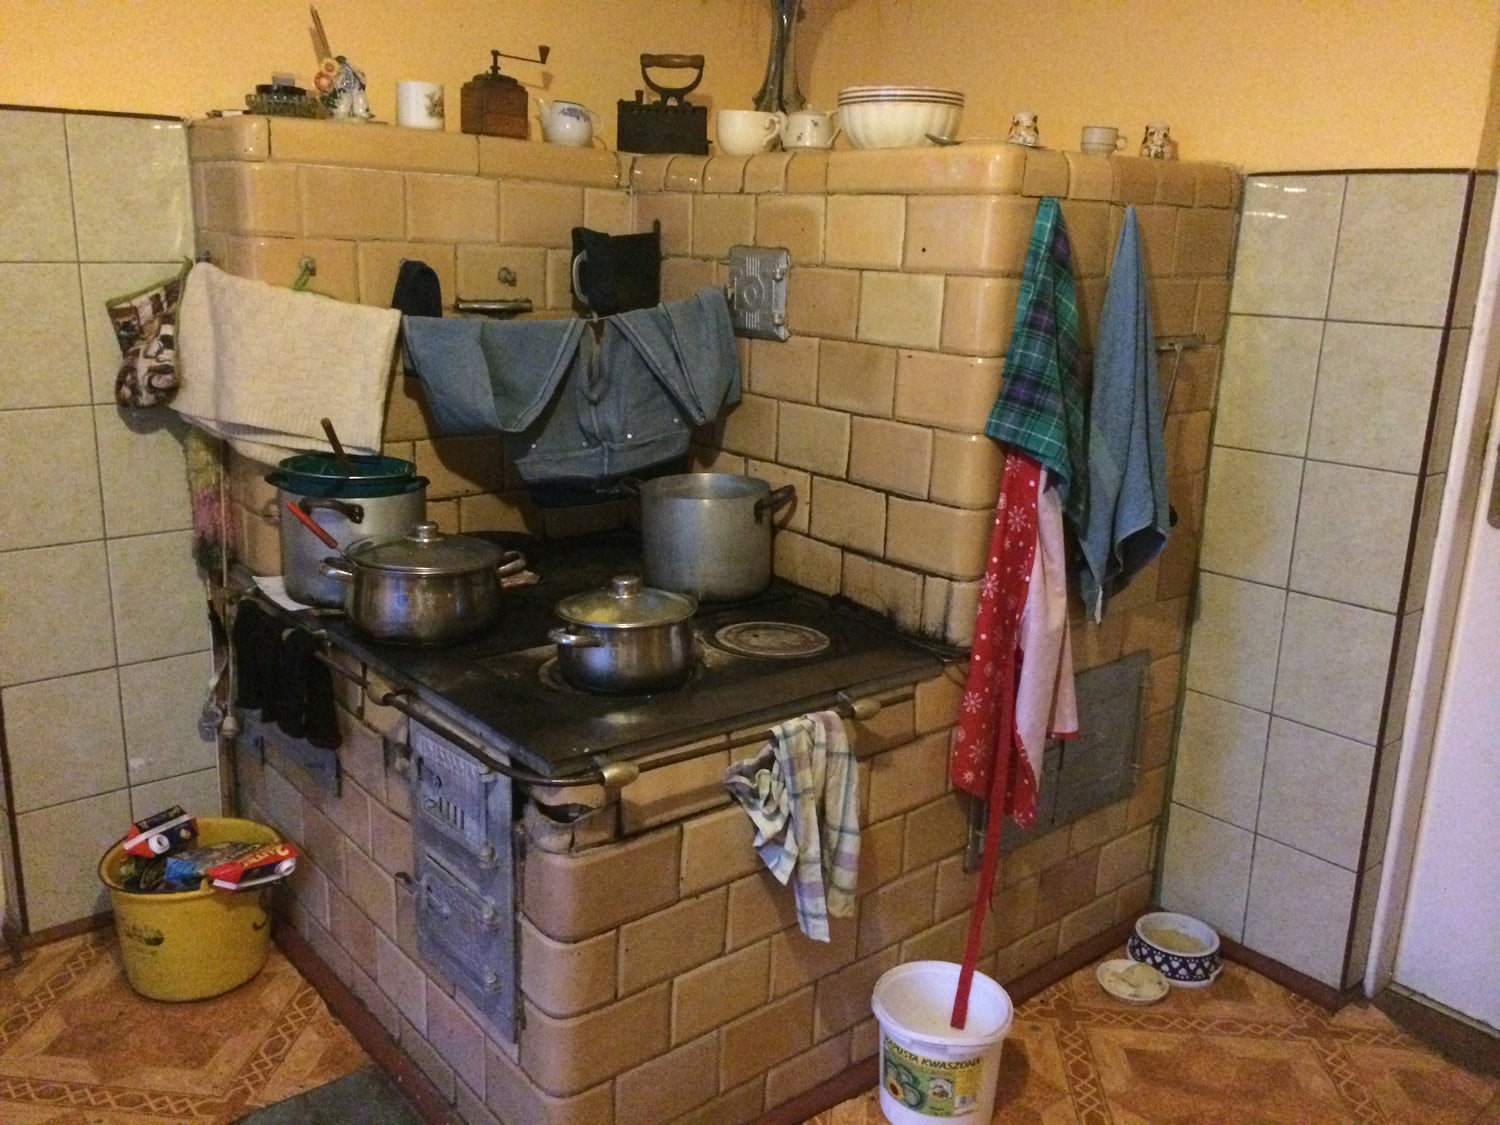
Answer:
536;98;599;147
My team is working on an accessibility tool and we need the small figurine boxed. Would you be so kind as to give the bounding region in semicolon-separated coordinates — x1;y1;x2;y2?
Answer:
315;55;372;120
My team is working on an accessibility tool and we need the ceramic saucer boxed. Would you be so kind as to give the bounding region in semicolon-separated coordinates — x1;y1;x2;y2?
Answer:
1096;958;1169;1004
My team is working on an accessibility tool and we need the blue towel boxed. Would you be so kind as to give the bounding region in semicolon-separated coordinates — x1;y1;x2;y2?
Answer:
401;289;740;486
1076;207;1171;621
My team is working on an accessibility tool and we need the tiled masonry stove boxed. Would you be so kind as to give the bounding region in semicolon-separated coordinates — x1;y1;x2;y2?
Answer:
192;115;1236;1125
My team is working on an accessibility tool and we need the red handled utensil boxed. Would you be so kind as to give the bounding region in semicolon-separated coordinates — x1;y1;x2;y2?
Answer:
284;499;340;551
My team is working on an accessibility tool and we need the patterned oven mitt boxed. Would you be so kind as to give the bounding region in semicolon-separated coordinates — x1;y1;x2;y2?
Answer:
106;261;191;407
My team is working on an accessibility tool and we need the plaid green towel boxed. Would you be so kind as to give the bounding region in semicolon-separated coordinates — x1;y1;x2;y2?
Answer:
985;197;1088;532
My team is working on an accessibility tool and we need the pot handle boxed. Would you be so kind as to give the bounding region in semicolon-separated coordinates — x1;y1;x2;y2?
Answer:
548;627;605;648
299;496;365;524
754;484;797;519
495;549;527;579
286;500;341;549
319;556;354;582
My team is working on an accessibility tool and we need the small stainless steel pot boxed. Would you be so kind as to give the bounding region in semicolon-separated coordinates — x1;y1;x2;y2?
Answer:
627;473;796;602
320;523;526;645
548;575;697;693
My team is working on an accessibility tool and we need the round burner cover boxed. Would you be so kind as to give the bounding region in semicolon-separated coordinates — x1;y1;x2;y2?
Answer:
713;621;831;659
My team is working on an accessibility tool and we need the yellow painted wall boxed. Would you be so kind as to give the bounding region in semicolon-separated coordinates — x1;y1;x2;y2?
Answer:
2;0;1497;171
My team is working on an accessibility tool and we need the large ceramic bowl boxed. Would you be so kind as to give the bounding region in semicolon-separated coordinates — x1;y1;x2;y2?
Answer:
837;99;963;149
1126;911;1222;987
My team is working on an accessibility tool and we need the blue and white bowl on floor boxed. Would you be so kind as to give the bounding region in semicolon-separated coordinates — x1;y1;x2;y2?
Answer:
1126;911;1222;987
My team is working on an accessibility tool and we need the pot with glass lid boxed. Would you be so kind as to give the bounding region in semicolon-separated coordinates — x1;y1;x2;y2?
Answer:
548;575;697;693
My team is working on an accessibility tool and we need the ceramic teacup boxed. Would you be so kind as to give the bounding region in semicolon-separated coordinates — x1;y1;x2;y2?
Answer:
1007;110;1040;147
717;109;784;155
780;109;839;149
1080;125;1123;155
396;81;444;130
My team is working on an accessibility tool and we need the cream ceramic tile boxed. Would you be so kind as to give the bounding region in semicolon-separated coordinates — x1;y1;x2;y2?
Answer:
634;193;692;256
107;530;209;664
1258;718;1374;871
583;188;633;234
1307;322;1442;473
745;459;810;534
756;195;825;263
824;195;904;269
119;650;217;785
1289;462;1417;613
893;351;1004;432
1273;593;1395;744
776;402;849;477
131;766;222;822
94;406;193;538
693;194;756;259
841;554;924;634
0;264;90;409
928;431;1002;509
884;498;990;580
2;669;126;812
1328;173;1468;327
1214;315;1324;456
826;145;1025;195
847;417;932;498
357;241;456;308
1384;609;1422;746
0;541;116;687
1450;175;1493;330
18;788;131;930
1426;328;1469;472
857;272;943;350
195;161;300;236
1402;472;1446;615
903;195;1037;275
405;173;499;242
66;115;192;262
1363;738;1403;871
701;155;749;194
299;165;405;240
941;276;1018;358
1197;448;1302;587
717;393;778;460
0;407;102;549
1183;573;1286;711
809;477;886;556
1171;690;1269;831
0;109;74;259
1158;803;1253;940
476;137;613;184
221;238;359;302
1229;175;1345;318
455;245;548;305
817;340;895;416
786;266;859;338
1243;835;1357;987
749;335;818;402
79;262;188;403
187;115;269;162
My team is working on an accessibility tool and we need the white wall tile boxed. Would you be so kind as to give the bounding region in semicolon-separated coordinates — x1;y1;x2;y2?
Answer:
1427;330;1468;474
1184;573;1286;711
1258;718;1374;871
1198;448;1303;587
1159;803;1254;940
1383;609;1423;745
1243;836;1356;987
107;530;208;664
95;406;193;538
1307;322;1442;473
1214;315;1324;457
79;262;191;404
1364;739;1402;872
0;541;116;687
1229;175;1345;318
1328;173;1468;327
0;109;75;260
119;651;216;785
1289;462;1418;613
65;116;193;263
1;669;127;812
1449;175;1493;331
1273;593;1395;744
0;263;90;409
1401;472;1446;615
18;788;131;931
1170;691;1269;831
0;406;103;549
131;766;222;822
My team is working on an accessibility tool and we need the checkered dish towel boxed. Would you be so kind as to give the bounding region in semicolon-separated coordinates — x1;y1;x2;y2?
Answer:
723;711;858;943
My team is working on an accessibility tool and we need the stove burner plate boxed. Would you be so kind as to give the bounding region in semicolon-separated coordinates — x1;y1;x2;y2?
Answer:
712;621;831;659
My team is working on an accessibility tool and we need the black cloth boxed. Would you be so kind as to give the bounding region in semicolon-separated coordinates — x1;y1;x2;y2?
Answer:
570;223;660;316
232;602;342;750
392;259;443;378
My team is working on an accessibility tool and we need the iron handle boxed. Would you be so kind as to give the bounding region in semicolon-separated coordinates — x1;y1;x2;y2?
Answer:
454;298;533;318
549;627;604;648
754;484;796;519
299;496;364;523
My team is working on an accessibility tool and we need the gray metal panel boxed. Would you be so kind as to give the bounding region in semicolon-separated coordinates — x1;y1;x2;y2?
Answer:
415;848;516;1032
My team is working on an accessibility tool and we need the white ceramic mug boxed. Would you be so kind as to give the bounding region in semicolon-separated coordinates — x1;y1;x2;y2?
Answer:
717;109;784;155
1080;125;1123;155
780;109;839;150
395;81;444;130
1141;122;1176;159
1007;110;1040;147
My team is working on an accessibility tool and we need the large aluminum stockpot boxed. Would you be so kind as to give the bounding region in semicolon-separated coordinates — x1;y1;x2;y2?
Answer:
269;451;427;607
629;473;795;603
320;523;526;645
548;575;697;693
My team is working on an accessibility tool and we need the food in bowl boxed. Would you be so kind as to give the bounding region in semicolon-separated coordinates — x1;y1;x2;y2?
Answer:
1126;910;1222;986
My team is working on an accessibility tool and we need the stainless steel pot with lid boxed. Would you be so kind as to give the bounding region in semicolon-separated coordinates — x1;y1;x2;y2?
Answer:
548;575;697;693
320;523;526;645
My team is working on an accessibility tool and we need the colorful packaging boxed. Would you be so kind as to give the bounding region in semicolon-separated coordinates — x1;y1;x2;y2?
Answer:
122;806;198;858
162;841;298;891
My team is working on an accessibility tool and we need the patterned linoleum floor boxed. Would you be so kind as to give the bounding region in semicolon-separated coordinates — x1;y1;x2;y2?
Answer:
0;928;370;1124
810;951;1500;1125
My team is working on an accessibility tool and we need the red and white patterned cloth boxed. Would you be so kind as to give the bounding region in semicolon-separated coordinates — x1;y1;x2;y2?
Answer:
950;453;1078;829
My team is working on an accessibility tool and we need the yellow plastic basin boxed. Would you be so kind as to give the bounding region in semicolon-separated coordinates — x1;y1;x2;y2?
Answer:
98;816;280;1001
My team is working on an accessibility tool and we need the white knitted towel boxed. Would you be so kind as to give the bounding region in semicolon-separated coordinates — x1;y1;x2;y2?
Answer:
174;262;401;464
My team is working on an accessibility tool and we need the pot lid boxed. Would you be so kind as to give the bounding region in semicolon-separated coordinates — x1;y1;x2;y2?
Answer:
555;575;696;629
344;523;505;576
275;450;416;483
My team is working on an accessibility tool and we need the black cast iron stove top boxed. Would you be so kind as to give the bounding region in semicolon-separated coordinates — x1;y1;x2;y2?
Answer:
314;531;947;777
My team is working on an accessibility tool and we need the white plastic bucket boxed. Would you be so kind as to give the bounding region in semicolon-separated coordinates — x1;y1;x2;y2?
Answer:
870;961;1013;1122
